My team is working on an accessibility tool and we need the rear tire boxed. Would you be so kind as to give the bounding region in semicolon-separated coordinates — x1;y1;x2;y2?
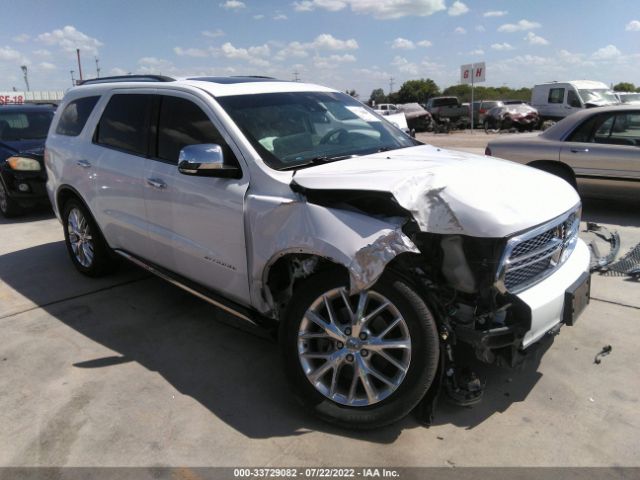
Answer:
484;119;499;134
281;270;439;429
62;198;117;277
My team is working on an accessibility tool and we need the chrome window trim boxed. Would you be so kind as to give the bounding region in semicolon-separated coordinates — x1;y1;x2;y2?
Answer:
496;203;581;294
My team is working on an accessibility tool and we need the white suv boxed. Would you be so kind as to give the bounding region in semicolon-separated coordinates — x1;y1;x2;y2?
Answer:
45;75;591;428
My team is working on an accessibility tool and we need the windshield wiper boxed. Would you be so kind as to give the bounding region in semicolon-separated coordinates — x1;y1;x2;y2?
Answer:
279;154;357;171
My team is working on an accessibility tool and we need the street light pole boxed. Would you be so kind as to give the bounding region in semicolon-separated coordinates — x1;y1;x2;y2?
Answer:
70;70;76;86
20;65;30;91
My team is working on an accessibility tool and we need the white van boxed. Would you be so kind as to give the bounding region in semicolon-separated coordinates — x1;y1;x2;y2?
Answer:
531;80;619;120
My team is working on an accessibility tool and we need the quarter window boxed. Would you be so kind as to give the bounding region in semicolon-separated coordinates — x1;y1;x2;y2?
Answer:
56;96;100;136
156;96;232;163
95;94;152;156
548;88;565;104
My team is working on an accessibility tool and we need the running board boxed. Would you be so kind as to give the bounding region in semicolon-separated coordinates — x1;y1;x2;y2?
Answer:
114;249;276;335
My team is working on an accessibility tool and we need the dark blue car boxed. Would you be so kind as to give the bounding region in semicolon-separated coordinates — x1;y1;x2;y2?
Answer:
0;104;56;217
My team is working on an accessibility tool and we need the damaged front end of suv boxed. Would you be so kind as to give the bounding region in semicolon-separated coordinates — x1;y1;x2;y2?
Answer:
259;149;589;419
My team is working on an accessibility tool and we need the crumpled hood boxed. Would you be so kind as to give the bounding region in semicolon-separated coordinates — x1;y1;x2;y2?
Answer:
292;144;580;238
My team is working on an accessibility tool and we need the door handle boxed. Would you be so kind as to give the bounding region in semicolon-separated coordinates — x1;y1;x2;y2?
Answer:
570;148;589;153
76;159;91;168
146;178;167;189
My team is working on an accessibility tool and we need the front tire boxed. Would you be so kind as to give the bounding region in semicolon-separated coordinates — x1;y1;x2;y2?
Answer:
281;270;439;429
62;199;116;277
0;180;22;218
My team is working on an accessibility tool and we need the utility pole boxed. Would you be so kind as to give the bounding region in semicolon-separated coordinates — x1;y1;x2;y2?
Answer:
95;56;101;78
20;65;30;91
389;76;394;95
76;49;83;82
70;70;76;86
293;70;300;82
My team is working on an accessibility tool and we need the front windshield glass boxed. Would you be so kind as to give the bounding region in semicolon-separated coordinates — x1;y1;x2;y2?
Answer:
0;110;53;141
578;89;619;104
620;93;640;103
216;91;417;170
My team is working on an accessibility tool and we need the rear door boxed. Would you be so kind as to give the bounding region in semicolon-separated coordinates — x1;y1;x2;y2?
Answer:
560;110;640;179
90;91;153;256
143;91;250;303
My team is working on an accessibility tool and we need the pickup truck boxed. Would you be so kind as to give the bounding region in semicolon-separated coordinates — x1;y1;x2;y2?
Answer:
424;96;469;129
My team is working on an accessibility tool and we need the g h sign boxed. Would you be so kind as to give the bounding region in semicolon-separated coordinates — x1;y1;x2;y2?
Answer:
461;62;486;84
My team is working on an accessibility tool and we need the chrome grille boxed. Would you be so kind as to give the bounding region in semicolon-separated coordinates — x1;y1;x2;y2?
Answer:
500;209;580;293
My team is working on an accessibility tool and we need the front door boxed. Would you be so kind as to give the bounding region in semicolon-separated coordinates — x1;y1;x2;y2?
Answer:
560;110;640;179
143;92;250;304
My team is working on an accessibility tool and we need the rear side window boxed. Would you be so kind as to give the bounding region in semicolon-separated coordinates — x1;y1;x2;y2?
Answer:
56;96;99;136
548;88;565;104
156;95;232;163
95;94;151;156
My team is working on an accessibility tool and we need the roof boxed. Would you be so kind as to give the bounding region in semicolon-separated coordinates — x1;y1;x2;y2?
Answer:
535;80;610;89
69;75;336;98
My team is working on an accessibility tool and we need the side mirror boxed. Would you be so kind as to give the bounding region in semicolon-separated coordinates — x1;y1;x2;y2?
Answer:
178;144;240;178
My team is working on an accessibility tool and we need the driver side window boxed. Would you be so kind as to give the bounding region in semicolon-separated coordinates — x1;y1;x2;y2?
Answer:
156;95;237;164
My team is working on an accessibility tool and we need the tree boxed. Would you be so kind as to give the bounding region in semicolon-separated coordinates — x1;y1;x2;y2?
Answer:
369;88;387;106
345;89;359;98
442;84;531;103
395;79;440;104
613;82;636;92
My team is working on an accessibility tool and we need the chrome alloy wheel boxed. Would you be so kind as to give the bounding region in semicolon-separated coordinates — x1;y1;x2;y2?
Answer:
298;288;412;407
67;207;94;268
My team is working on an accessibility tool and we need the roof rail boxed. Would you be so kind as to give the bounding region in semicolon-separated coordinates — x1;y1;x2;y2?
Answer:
77;75;175;86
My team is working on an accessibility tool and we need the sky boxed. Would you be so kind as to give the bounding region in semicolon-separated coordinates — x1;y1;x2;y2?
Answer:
1;0;639;97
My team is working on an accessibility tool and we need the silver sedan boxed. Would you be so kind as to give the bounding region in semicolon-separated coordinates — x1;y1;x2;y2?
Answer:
485;105;640;201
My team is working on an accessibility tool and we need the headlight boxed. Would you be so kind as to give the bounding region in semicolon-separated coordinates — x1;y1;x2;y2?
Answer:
6;156;41;171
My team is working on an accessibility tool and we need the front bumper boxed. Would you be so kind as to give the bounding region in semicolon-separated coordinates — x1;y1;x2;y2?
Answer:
0;169;49;208
452;238;591;366
517;238;591;348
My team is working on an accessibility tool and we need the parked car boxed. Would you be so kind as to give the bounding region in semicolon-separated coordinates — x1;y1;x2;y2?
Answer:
46;75;590;429
395;102;433;132
486;105;640;201
617;92;640;105
0;104;56;217
531;80;619;121
483;104;540;133
472;100;504;126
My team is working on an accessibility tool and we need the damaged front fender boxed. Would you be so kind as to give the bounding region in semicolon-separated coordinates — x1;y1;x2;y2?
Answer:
246;193;419;315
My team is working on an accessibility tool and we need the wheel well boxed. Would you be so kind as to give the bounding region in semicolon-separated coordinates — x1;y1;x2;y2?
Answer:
265;254;349;316
526;160;576;187
56;187;84;214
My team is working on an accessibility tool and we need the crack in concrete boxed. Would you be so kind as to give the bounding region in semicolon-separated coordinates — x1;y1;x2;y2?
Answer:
591;296;640;310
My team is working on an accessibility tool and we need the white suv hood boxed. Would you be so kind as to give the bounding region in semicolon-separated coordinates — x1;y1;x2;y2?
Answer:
292;145;580;238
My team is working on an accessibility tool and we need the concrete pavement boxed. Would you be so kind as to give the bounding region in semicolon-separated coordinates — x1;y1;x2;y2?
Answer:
0;165;638;467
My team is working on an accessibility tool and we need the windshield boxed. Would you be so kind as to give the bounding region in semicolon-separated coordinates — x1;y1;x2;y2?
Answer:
620;93;640;103
578;89;619;105
216;91;417;170
0;110;54;141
